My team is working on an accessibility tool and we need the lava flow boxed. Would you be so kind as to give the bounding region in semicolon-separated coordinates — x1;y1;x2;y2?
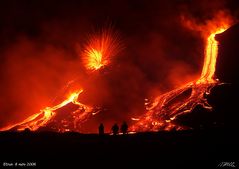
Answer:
0;18;233;133
130;22;232;132
0;90;99;132
0;27;121;133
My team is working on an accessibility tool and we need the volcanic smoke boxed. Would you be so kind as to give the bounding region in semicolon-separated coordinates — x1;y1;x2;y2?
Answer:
130;17;233;132
0;28;121;132
0;16;233;133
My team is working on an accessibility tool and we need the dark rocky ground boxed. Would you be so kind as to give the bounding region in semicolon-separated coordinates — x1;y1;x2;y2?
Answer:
0;128;238;168
1;7;239;169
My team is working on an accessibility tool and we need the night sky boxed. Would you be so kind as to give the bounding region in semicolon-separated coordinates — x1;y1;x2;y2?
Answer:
0;0;239;132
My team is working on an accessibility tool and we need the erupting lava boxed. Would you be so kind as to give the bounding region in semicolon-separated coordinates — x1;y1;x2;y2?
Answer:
130;22;232;132
199;28;228;83
82;28;121;71
0;90;99;132
0;17;233;133
0;27;121;133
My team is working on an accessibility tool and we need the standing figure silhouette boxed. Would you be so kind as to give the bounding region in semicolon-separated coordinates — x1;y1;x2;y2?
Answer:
98;123;104;135
111;123;119;135
120;121;128;134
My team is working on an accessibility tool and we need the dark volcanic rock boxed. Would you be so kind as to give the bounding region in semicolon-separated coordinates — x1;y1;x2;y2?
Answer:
208;24;239;129
178;23;239;130
216;23;239;84
212;23;239;129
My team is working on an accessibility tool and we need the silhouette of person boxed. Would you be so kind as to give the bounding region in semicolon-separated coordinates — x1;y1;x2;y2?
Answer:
120;121;128;134
111;123;119;135
98;123;104;135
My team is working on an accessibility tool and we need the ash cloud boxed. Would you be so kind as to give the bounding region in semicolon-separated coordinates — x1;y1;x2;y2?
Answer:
0;0;238;132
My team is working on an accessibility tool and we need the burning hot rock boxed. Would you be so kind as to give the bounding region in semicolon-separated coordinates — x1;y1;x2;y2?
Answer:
0;16;234;133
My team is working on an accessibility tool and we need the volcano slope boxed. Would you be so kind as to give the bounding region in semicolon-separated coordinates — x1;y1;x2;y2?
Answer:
0;24;239;169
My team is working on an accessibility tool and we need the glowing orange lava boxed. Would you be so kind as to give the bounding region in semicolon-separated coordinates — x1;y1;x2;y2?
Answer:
83;28;121;71
0;90;98;132
130;22;231;132
198;28;227;83
0;18;233;133
0;28;122;132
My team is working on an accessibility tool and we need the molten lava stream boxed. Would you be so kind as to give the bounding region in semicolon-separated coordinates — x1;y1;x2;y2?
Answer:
0;90;98;132
130;25;230;132
0;28;122;132
0;23;231;133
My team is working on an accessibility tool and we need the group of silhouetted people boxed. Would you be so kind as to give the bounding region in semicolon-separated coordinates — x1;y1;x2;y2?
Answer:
98;122;128;135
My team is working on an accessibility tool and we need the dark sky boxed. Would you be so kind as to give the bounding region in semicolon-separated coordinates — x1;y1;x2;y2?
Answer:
0;0;238;132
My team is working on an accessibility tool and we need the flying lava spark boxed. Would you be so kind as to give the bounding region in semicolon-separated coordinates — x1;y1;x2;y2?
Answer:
0;16;233;133
82;28;121;71
0;27;121;132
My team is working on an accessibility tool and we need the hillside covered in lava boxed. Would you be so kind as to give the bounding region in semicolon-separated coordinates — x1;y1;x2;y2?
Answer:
1;1;239;168
0;0;239;133
177;23;239;131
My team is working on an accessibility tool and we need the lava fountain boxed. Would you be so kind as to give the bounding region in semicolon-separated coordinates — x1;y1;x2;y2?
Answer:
82;28;121;71
130;20;232;132
0;27;122;132
0;17;233;133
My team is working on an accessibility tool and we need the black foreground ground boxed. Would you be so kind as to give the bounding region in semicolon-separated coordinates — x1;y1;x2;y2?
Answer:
0;128;238;168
